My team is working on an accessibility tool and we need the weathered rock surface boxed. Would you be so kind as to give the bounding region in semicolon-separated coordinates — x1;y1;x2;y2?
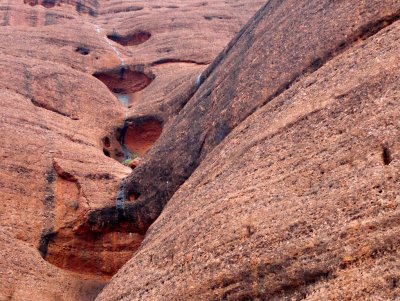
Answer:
0;0;264;300
96;0;400;300
92;0;400;241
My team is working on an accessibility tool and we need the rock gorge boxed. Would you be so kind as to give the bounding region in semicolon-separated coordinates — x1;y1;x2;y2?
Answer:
1;0;400;301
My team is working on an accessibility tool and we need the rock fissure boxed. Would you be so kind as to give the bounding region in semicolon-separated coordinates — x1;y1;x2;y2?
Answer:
150;58;209;66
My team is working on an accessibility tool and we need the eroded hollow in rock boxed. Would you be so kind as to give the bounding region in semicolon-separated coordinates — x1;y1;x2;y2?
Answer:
40;204;149;279
93;68;154;96
107;31;151;46
38;164;144;277
102;117;163;166
123;117;163;157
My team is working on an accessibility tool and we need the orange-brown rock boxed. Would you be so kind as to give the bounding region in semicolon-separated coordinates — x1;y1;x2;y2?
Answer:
96;0;400;300
128;158;142;170
4;0;400;300
114;0;400;237
0;0;264;300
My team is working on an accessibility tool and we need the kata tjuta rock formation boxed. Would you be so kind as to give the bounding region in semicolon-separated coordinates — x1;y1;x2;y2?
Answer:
0;0;264;300
95;0;400;300
0;0;399;301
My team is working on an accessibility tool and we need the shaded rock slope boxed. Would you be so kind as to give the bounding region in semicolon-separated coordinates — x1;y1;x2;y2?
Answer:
0;0;264;300
95;0;400;300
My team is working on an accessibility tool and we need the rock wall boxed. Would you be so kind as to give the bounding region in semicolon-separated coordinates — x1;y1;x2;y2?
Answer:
96;0;400;300
0;0;264;300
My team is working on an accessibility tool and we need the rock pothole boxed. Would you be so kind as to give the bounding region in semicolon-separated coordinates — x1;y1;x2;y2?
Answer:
93;67;154;103
102;116;163;167
124;117;163;157
107;31;151;46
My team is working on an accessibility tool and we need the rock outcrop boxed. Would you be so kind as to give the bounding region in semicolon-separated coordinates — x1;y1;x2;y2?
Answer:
0;0;264;300
95;0;400;300
2;0;400;300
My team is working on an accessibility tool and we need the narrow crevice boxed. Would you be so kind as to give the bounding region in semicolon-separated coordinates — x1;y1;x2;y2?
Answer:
382;144;392;165
86;5;276;244
38;229;56;257
75;46;90;55
150;58;209;66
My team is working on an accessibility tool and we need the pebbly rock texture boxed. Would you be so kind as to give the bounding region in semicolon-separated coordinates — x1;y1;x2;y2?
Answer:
96;0;400;300
0;0;264;300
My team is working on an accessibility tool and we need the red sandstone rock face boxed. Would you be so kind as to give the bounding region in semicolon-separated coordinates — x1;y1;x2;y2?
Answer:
110;0;400;240
96;1;400;300
3;0;400;300
0;0;264;300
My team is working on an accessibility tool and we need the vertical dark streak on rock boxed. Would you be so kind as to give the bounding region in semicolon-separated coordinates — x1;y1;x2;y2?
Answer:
38;229;56;257
30;8;38;27
22;66;32;97
38;167;56;257
53;73;66;114
44;11;55;26
1;5;10;26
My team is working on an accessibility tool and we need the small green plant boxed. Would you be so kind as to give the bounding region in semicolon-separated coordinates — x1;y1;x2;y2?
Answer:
123;153;140;166
123;158;133;166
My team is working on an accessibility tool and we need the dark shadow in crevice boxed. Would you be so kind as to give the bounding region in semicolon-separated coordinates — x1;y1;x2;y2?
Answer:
382;144;392;165
76;46;90;55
